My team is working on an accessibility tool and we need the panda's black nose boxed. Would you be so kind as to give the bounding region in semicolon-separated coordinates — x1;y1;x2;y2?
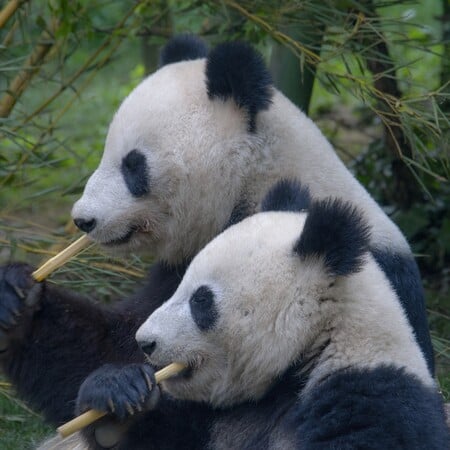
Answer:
140;341;157;356
73;218;97;233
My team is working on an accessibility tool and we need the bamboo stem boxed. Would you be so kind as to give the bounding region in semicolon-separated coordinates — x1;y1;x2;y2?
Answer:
0;0;22;30
2;18;19;47
57;362;186;439
0;19;58;118
32;234;91;282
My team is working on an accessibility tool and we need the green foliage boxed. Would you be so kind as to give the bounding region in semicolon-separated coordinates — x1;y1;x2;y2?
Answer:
0;380;52;449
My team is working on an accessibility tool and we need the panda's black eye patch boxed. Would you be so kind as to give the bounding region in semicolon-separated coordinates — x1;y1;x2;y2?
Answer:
189;286;218;332
121;149;149;198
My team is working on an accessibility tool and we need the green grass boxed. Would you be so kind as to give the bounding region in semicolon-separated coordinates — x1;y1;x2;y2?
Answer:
0;384;52;449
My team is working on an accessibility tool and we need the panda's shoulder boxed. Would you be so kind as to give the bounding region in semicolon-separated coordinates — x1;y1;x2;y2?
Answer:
289;366;449;449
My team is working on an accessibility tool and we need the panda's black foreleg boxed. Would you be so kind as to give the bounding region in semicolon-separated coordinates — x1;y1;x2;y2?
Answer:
0;260;185;425
0;263;144;425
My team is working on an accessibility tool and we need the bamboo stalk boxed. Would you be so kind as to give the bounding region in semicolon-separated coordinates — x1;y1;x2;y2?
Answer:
57;362;186;439
0;19;58;118
0;0;23;30
2;18;19;47
32;234;91;282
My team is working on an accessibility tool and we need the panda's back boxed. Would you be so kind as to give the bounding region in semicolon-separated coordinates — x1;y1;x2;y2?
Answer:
210;365;449;450
257;90;408;251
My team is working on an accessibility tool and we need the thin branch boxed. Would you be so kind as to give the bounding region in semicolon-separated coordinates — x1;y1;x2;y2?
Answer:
16;1;142;129
1;18;19;48
0;0;26;30
0;19;59;118
222;0;321;65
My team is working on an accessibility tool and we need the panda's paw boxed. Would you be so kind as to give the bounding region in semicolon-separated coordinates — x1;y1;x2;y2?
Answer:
76;363;160;420
0;263;43;353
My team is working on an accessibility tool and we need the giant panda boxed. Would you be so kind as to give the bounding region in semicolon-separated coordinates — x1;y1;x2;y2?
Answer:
70;180;448;449
0;35;435;436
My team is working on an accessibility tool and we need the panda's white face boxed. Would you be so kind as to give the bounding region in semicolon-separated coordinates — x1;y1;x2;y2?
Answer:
71;59;254;262
136;212;333;407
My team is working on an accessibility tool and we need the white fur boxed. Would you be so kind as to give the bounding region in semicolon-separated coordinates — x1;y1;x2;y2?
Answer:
136;212;432;408
72;58;409;263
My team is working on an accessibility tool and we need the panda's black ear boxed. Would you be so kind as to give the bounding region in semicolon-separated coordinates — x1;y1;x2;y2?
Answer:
261;179;310;213
294;199;371;276
159;35;208;67
206;41;273;132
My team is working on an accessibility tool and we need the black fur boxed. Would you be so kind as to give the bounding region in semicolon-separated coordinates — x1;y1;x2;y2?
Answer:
189;285;218;331
371;248;435;374
261;179;311;213
104;397;214;450
76;363;158;420
295;199;371;276
0;261;185;424
159;35;208;67
121;149;150;198
206;41;273;132
291;366;449;449
0;264;43;352
224;199;251;229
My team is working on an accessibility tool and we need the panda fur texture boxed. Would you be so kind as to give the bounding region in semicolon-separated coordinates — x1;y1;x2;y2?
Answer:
0;35;435;438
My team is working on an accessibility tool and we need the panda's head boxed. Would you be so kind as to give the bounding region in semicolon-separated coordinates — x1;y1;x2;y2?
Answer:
136;180;371;407
71;35;273;262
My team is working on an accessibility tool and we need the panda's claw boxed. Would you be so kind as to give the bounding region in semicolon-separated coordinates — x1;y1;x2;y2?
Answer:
143;372;153;391
12;286;25;300
125;402;134;416
108;398;115;413
25;283;44;307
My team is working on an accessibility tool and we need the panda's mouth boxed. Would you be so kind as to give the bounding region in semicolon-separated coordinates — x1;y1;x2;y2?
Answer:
101;227;137;246
148;360;196;387
155;363;194;381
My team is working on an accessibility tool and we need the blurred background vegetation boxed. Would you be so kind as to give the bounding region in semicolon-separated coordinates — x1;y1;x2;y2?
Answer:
0;0;448;447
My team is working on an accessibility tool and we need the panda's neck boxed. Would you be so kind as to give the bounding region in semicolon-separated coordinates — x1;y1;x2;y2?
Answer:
303;259;433;391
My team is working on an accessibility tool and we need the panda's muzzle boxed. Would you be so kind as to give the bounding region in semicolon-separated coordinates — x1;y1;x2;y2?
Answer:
73;213;139;246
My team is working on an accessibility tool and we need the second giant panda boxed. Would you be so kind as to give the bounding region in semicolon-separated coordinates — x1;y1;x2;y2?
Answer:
73;180;448;449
